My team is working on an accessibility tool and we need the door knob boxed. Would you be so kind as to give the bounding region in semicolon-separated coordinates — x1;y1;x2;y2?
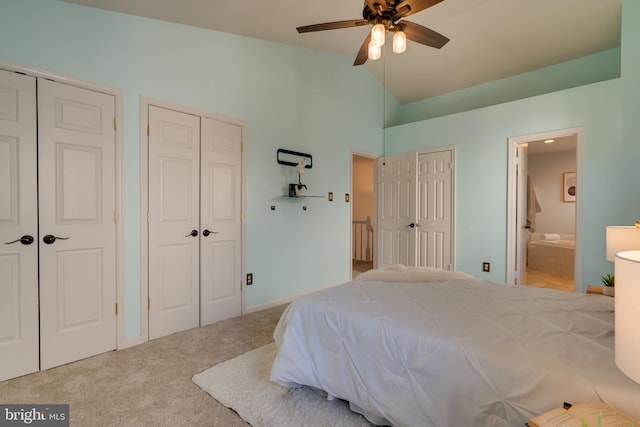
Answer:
43;234;70;245
4;235;35;245
186;229;199;237
408;223;416;228
202;230;219;237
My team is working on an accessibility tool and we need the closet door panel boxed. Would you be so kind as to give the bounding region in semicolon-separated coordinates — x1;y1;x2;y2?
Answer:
417;150;453;269
376;152;417;267
200;117;242;326
38;79;117;370
148;106;200;339
0;70;38;382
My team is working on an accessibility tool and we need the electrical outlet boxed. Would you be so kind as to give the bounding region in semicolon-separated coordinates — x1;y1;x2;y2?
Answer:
246;273;253;285
482;262;490;272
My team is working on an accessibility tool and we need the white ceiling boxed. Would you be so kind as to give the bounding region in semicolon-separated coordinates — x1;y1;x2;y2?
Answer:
59;0;622;105
527;136;576;155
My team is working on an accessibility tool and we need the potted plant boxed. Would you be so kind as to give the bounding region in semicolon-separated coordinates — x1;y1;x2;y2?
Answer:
288;158;309;196
601;273;615;296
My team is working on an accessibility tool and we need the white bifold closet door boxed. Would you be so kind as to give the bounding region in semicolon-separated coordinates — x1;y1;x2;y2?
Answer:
38;79;117;370
148;106;201;340
148;106;242;340
0;70;39;381
199;117;243;326
0;71;117;381
377;151;417;266
416;150;453;269
377;149;453;270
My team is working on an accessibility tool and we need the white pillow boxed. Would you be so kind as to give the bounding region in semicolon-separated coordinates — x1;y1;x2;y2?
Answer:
356;264;475;283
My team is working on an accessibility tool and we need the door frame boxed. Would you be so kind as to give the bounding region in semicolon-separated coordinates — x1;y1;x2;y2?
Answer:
506;127;583;291
0;59;126;349
140;97;247;343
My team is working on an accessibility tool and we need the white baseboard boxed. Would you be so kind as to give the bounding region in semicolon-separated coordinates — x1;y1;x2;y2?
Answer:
244;282;345;314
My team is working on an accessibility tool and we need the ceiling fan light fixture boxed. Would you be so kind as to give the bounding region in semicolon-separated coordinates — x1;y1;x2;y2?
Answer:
368;40;382;60
295;0;449;66
393;30;407;54
371;23;386;46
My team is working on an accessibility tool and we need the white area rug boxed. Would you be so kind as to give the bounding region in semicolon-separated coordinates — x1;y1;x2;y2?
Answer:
193;343;372;427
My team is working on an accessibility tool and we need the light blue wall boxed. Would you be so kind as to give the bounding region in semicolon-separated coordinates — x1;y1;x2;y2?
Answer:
390;47;621;126
3;0;638;339
385;0;640;287
0;0;384;338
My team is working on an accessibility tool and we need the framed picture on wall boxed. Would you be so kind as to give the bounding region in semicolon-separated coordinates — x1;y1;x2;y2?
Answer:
563;172;576;202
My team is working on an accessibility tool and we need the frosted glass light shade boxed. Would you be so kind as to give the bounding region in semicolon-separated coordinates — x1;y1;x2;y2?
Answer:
371;24;386;46
606;226;640;261
393;31;406;53
368;41;381;60
614;250;640;384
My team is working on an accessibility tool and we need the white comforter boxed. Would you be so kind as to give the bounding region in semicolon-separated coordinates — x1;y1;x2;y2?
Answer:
270;271;640;426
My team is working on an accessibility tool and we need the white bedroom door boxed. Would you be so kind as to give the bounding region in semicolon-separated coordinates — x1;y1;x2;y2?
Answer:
38;79;117;370
377;149;454;269
199;117;242;326
0;70;39;381
514;144;529;285
377;152;417;266
148;106;201;340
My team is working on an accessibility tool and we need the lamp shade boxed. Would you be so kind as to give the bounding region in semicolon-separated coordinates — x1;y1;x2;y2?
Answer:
393;30;407;54
371;24;386;46
615;250;640;384
606;226;640;261
368;41;381;60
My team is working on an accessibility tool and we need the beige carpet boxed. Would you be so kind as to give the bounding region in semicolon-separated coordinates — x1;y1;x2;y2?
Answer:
0;304;287;426
193;343;372;427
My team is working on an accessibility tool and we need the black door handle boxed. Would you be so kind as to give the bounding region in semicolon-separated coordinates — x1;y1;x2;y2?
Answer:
186;229;198;237
202;230;219;237
4;235;35;245
43;234;70;245
408;223;416;228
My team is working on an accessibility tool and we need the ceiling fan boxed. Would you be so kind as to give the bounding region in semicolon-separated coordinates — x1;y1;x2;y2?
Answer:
296;0;450;66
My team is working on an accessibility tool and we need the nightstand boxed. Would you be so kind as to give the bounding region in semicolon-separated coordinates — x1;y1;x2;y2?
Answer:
586;285;613;296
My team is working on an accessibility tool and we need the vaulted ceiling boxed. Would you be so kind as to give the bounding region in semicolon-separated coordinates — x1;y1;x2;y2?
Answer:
60;0;622;104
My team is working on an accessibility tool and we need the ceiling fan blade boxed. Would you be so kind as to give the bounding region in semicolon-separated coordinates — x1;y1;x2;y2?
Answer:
395;0;444;18
297;19;369;33
353;33;372;66
401;20;449;49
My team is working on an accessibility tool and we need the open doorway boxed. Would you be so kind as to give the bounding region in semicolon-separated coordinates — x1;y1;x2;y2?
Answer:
507;128;583;292
352;153;376;279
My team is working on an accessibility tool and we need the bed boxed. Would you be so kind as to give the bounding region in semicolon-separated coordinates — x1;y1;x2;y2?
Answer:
527;233;575;277
269;265;640;427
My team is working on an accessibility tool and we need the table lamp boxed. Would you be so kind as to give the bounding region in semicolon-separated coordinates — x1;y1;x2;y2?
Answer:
614;250;640;384
606;226;640;261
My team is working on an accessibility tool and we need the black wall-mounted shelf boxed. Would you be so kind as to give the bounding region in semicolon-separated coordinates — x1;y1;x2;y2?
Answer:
277;149;312;168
